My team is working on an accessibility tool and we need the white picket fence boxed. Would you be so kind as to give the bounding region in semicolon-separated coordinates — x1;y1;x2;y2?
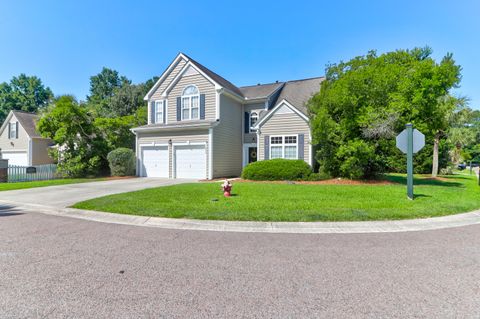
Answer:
7;164;58;183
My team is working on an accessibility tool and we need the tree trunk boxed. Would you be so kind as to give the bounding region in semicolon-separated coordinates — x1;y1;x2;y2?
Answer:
432;132;440;177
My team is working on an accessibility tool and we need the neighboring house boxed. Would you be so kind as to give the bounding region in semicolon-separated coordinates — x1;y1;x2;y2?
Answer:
0;110;55;166
132;53;324;179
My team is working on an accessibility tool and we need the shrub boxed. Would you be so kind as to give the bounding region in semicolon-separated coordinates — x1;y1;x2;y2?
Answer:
241;159;313;181
107;148;135;176
336;139;378;179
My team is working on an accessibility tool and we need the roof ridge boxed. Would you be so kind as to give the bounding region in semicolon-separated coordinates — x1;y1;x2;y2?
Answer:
11;110;38;115
182;53;244;97
285;76;325;83
239;81;285;88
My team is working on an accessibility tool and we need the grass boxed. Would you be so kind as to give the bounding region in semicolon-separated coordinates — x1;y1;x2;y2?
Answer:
72;174;480;222
0;178;105;192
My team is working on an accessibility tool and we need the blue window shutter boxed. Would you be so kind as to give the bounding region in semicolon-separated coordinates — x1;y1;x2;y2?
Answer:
15;122;18;139
264;135;270;160
177;97;181;121
8;123;11;139
150;102;155;124
163;102;166;124
298;134;304;160
244;112;250;133
200;94;206;120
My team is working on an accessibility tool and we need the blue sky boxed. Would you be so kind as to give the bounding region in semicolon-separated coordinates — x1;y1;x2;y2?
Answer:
0;0;479;108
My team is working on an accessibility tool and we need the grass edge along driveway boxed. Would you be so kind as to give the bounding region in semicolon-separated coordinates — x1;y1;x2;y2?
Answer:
0;178;105;192
72;174;479;222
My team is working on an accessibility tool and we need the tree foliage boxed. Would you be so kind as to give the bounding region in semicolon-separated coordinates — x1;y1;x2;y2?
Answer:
0;74;53;122
309;47;461;179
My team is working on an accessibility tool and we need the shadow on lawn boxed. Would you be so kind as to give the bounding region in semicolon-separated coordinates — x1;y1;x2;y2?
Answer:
385;175;464;188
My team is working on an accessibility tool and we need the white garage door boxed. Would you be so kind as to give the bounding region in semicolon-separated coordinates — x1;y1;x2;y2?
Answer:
175;145;206;179
1;152;28;166
141;146;169;177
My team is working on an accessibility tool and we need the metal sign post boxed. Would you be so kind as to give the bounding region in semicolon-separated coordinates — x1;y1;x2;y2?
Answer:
406;124;414;200
396;124;425;200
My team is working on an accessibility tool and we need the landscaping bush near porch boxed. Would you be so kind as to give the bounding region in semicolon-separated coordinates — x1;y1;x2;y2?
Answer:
241;159;313;181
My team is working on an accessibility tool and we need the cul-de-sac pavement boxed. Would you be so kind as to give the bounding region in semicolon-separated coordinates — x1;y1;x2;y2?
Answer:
1;179;479;318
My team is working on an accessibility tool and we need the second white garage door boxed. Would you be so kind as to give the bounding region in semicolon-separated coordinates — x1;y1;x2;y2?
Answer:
174;145;206;179
141;146;169;177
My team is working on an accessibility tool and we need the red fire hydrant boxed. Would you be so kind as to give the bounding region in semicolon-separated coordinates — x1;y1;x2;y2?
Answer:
221;179;232;197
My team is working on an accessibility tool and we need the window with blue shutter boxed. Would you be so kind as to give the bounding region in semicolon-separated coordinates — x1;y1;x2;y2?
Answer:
200;94;206;120
176;97;182;121
264;135;270;160
244;112;250;133
298;134;304;160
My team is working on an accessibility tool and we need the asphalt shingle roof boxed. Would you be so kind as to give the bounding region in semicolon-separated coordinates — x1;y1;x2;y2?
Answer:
12;110;41;138
239;82;284;100
183;53;245;98
275;77;325;114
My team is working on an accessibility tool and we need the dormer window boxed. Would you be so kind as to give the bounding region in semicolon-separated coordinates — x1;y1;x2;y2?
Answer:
181;85;200;120
250;112;258;132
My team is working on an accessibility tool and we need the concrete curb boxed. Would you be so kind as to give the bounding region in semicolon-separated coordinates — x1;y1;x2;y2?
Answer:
1;199;480;234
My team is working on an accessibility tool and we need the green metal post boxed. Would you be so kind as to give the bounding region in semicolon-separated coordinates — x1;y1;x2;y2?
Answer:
406;124;414;200
470;161;473;175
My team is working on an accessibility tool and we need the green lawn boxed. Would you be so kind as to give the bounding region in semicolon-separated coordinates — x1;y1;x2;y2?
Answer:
0;178;105;192
72;174;479;222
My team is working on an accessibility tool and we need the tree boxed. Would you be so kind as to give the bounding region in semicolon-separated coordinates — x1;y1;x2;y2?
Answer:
38;95;103;177
86;67;130;117
0;74;53;122
309;47;461;179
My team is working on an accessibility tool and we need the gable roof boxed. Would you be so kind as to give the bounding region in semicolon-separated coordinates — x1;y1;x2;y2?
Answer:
0;110;41;138
239;82;284;100
182;53;244;98
274;77;324;114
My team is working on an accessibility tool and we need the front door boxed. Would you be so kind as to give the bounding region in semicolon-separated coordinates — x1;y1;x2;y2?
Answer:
248;147;257;164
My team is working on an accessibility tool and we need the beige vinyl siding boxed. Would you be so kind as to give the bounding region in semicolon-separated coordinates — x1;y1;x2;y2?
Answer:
166;73;216;123
0;113;29;152
212;94;243;178
31;138;55;165
148;59;188;125
137;130;209;178
243;102;266;144
150;59;187;101
258;110;311;165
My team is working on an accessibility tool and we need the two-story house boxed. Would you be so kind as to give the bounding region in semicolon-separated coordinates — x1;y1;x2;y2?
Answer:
132;53;323;179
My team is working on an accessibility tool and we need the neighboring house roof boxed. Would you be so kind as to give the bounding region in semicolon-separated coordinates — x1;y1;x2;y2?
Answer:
182;53;245;98
274;77;325;114
239;82;284;100
0;110;42;138
12;111;41;137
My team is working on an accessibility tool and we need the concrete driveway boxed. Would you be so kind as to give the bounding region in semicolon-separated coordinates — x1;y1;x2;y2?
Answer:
0;178;194;208
1;211;479;318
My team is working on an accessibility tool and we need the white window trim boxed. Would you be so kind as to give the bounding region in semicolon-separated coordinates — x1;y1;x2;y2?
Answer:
181;85;200;121
249;112;258;133
269;135;298;160
154;100;165;124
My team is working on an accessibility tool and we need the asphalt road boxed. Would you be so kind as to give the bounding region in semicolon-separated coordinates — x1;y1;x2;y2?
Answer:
1;209;480;318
